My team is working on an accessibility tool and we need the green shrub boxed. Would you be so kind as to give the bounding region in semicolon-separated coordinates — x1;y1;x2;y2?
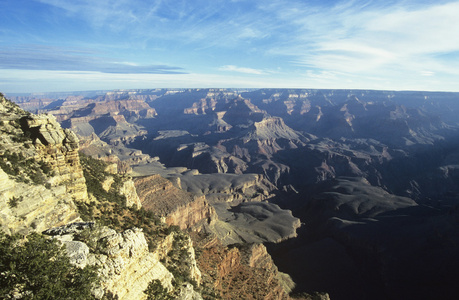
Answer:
144;279;174;300
78;152;196;292
79;153;127;207
0;150;51;185
7;196;23;208
0;231;99;299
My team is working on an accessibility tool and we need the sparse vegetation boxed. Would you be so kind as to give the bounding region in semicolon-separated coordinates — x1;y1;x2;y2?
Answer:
78;152;201;298
0;149;52;185
73;224;101;253
78;152;173;250
7;196;23;208
79;153;127;207
0;231;99;299
144;279;174;300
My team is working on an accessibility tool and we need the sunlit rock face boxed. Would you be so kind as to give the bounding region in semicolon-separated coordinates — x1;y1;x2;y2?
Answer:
0;95;85;234
134;174;216;230
20;113;89;202
195;240;294;300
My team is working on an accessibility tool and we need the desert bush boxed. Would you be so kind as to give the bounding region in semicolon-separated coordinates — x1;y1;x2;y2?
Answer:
0;231;99;299
7;196;23;208
79;153;127;207
0;150;51;184
144;279;174;300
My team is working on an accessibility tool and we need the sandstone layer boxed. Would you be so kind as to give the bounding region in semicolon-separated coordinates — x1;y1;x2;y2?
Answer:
134;174;216;230
0;95;85;234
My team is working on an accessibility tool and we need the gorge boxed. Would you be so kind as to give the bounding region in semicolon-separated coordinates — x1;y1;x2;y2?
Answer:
3;88;459;299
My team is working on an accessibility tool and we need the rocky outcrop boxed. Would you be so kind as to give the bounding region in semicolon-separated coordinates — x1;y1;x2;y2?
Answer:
195;238;293;300
49;98;157;123
20;113;88;202
179;173;275;204
246;244;295;299
100;172;142;208
92;227;174;299
209;201;301;245
51;225;173;299
0;95;84;234
184;98;218;115
120;178;142;208
251;117;302;141
0;167;80;234
164;195;215;230
3;92;297;300
47;223;202;300
183;90;238;115
134;174;216;230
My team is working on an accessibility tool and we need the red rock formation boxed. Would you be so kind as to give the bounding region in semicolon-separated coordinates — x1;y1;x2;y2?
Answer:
193;236;293;300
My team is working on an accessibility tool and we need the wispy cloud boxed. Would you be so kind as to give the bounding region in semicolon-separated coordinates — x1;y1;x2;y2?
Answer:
219;65;267;75
3;0;459;92
0;45;186;74
36;0;274;47
37;0;154;28
265;0;459;77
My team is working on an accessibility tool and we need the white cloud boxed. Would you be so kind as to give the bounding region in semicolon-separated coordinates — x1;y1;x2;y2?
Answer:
219;65;266;75
6;0;459;92
420;71;435;77
365;2;459;54
263;0;459;89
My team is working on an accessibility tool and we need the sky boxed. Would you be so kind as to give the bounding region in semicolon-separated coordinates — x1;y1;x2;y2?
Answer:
1;0;459;93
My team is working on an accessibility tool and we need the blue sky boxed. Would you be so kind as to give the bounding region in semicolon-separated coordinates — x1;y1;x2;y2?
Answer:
1;0;459;93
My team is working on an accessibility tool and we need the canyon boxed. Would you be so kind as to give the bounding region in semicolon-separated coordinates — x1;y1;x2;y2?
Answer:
6;88;459;299
0;94;296;300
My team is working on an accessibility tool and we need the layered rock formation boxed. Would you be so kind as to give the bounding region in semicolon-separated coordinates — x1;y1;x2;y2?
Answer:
178;173;274;203
133;172;301;246
16;88;459;299
0;167;80;234
89;227;175;299
134;174;216;230
194;236;294;300
20;113;89;202
0;95;84;234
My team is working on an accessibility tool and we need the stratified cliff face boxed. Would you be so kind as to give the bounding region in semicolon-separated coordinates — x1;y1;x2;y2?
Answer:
179;173;275;203
134;174;216;230
1;95;202;299
89;227;175;300
0;167;80;234
119;178;143;208
20;114;89;202
1;93;295;300
0;95;85;234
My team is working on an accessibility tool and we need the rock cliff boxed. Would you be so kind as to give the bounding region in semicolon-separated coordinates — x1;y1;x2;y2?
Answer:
193;235;294;300
0;95;84;234
0;167;80;234
48;223;202;300
134;174;216;230
20;113;89;202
